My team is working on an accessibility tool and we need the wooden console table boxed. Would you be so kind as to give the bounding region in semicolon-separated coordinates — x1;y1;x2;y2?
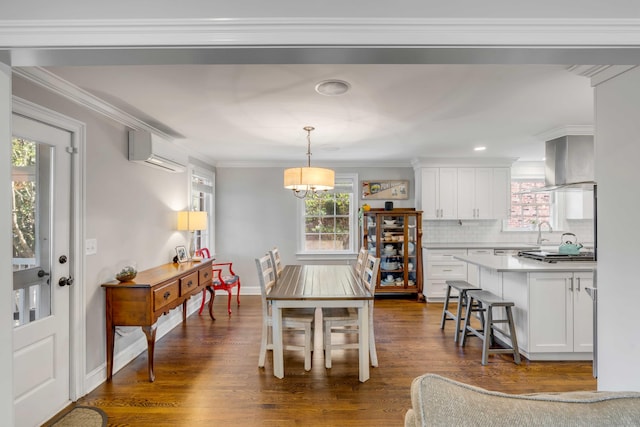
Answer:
102;259;214;382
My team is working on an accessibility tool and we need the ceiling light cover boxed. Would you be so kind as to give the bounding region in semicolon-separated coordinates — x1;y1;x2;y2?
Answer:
315;80;351;96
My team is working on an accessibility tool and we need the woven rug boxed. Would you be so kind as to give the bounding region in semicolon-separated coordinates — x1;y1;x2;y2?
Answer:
51;406;107;427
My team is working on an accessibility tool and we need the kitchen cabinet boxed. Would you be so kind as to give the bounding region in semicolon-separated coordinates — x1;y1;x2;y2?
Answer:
564;191;594;219
363;209;423;297
528;272;594;354
420;167;510;220
458;168;511;219
423;249;467;301
420;167;457;219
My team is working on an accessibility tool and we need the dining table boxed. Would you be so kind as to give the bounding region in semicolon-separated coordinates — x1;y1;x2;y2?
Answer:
267;264;374;382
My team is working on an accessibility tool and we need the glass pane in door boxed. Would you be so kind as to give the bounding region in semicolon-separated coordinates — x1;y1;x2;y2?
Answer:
12;137;53;326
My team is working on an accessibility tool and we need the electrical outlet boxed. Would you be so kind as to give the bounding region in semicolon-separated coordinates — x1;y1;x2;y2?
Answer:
85;238;98;255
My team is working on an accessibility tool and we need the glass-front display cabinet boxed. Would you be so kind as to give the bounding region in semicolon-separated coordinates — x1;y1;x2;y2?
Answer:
362;209;423;298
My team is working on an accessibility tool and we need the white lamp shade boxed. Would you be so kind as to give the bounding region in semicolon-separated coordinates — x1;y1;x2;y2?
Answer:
284;167;335;191
177;211;208;231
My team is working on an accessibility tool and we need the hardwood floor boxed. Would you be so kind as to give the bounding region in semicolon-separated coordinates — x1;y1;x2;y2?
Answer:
77;295;596;426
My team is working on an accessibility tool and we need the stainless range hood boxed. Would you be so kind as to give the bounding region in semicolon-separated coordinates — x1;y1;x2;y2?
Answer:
543;135;595;190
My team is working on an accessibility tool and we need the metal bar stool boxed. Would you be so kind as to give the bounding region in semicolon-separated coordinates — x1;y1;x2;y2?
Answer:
440;280;482;343
461;289;521;365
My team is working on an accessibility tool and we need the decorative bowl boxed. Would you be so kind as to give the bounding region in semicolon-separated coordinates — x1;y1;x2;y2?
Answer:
116;265;137;282
383;219;396;226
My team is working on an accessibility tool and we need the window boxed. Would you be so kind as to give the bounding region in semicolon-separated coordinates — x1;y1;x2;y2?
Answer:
299;173;357;255
189;166;215;253
505;178;552;230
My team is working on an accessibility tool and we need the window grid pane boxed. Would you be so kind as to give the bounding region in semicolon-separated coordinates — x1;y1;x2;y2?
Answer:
507;179;551;230
302;187;353;252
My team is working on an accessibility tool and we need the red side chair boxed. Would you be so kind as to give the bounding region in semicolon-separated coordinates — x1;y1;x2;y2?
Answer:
197;248;241;316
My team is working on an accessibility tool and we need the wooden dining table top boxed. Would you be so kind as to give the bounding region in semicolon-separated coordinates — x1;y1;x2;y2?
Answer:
267;264;373;301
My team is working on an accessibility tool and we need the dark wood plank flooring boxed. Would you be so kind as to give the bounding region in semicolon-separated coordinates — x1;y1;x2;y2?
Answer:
77;296;595;426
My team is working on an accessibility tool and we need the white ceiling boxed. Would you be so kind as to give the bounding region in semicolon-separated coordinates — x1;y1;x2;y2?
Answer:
44;63;594;166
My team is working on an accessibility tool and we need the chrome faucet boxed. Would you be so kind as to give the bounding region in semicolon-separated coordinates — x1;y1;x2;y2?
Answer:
537;221;553;245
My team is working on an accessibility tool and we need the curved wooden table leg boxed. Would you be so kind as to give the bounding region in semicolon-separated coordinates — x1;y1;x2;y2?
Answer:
142;324;158;382
207;285;216;320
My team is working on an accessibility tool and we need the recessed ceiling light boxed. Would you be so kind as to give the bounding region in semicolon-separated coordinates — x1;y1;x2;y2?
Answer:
315;80;351;96
474;146;486;151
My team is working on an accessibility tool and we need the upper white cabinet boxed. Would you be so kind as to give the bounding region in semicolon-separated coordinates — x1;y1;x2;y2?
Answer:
564;191;595;219
458;168;493;219
419;166;511;220
420;167;457;219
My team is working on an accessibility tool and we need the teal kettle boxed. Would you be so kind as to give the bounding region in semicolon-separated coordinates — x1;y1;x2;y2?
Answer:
558;233;583;255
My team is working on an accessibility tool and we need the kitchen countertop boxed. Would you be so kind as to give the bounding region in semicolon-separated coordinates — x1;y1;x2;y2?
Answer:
423;242;539;250
453;254;596;272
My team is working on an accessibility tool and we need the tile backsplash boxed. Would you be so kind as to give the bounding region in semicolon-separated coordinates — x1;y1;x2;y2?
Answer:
423;219;595;246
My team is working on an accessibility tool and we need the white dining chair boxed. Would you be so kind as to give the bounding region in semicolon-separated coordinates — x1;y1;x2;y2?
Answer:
268;246;283;280
255;254;315;371
322;254;381;369
354;246;368;278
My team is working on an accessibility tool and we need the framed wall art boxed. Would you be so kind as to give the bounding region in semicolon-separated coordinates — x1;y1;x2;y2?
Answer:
361;180;409;200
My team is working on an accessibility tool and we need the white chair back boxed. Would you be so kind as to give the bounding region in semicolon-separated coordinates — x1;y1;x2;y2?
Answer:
255;254;276;318
269;247;283;279
361;254;381;295
354;246;368;278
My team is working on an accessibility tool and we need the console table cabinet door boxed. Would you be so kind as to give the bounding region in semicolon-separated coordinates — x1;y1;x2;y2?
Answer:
109;287;153;326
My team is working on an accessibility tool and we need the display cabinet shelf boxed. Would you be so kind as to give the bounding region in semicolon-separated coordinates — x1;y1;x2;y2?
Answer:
362;208;423;298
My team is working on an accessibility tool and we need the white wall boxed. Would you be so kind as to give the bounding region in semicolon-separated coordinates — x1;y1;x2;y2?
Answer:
215;166;416;292
593;66;640;391
12;76;193;377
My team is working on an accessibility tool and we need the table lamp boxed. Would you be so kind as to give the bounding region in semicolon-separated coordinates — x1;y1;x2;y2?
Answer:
177;211;208;258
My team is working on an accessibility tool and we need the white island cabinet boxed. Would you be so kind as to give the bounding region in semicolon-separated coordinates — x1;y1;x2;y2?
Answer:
529;272;594;355
454;254;595;361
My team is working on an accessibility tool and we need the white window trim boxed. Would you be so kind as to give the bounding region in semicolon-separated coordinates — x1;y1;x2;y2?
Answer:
296;172;358;260
188;164;215;254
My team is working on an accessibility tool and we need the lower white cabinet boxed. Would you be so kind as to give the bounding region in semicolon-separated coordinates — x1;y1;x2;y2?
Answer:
528;272;594;354
423;249;467;301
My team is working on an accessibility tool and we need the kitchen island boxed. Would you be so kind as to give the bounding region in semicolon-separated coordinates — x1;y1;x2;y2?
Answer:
453;254;595;361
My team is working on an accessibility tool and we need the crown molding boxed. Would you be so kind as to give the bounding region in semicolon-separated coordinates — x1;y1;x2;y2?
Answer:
3;18;640;48
412;157;517;168
215;160;414;168
535;125;594;141
13;66;175;140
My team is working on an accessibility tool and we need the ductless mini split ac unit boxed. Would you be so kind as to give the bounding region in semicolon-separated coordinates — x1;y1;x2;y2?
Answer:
128;130;187;173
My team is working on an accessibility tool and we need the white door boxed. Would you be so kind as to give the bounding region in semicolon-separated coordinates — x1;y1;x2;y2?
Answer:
12;113;72;427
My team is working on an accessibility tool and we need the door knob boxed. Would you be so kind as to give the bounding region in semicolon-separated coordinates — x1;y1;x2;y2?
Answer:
58;276;74;287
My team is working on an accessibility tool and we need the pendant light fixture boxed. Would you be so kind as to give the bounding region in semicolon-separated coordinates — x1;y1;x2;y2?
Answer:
283;126;335;199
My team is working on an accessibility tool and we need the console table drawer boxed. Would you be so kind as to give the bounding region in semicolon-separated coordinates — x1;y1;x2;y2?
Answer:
180;271;199;295
153;280;179;310
199;266;212;285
